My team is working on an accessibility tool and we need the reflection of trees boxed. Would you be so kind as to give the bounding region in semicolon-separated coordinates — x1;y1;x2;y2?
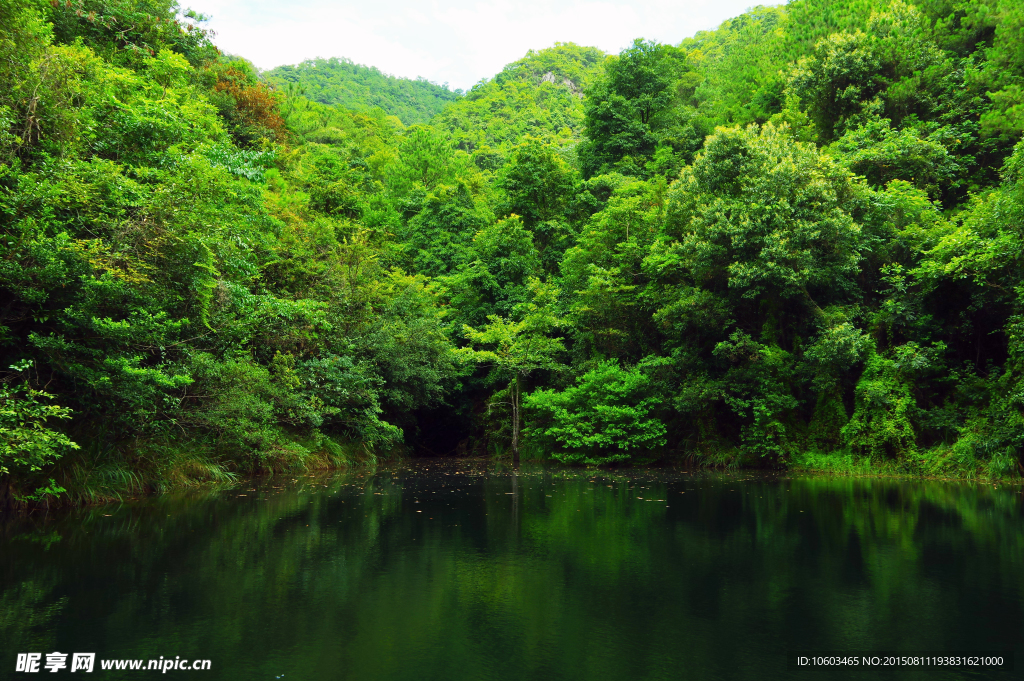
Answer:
1;471;1021;679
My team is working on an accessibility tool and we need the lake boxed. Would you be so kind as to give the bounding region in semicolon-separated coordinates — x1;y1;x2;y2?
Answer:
2;460;1021;680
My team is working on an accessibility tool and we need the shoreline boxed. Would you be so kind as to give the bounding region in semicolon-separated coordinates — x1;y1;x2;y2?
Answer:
3;453;1019;514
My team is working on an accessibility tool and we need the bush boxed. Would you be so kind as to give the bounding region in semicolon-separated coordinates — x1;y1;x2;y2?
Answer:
525;360;666;465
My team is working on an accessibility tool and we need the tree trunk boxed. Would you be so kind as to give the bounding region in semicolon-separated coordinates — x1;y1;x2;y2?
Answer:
0;473;14;514
511;375;521;467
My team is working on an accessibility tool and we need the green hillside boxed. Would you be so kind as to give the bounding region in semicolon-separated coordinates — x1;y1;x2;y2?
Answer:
433;43;606;156
4;0;1024;506
264;57;461;125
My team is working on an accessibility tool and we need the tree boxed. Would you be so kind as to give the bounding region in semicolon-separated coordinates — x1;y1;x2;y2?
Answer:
662;122;862;307
831;118;962;199
460;281;564;461
1;369;78;506
496;138;580;269
398;182;489;277
525;360;666;465
582;39;683;175
497;138;579;227
647;122;865;459
787;2;947;143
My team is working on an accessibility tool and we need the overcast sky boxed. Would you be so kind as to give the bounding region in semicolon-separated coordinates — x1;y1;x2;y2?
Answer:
188;0;778;91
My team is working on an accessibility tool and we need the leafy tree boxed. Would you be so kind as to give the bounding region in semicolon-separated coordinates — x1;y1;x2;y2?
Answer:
1;364;78;504
460;282;564;460
443;215;542;328
561;175;663;362
788;2;948;143
397;182;489;277
208;59;286;146
841;347;920;459
646;122;865;459
0;382;77;474
831;118;962;198
525;359;666;465
46;0;219;67
662;122;862;308
582;39;684;175
10;0;1024;497
495;137;580;269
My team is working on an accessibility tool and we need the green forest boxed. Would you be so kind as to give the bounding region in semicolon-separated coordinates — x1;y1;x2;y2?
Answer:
3;0;1024;505
263;57;461;126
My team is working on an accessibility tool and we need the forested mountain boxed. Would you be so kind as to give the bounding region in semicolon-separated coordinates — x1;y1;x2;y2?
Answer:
3;0;1024;506
263;57;460;126
432;43;605;155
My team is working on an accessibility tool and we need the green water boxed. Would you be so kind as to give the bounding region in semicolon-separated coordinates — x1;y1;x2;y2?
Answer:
2;461;1022;680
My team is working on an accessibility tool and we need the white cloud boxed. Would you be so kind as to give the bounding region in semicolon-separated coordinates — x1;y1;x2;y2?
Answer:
188;0;776;90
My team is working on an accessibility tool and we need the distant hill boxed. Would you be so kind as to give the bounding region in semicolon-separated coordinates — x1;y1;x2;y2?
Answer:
679;0;884;130
432;43;606;153
263;57;461;125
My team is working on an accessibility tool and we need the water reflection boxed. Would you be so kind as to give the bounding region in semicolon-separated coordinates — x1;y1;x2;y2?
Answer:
2;462;1022;680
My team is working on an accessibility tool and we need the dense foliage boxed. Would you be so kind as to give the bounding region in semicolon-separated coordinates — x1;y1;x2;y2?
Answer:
4;0;1024;505
432;43;604;156
263;57;460;126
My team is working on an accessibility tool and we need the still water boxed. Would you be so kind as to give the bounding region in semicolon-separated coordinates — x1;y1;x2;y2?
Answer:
2;460;1022;680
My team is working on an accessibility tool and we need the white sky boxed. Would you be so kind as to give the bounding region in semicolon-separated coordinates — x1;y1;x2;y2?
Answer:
187;0;779;91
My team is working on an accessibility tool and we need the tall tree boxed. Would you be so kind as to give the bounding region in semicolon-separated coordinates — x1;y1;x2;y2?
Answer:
581;39;683;176
460;282;564;461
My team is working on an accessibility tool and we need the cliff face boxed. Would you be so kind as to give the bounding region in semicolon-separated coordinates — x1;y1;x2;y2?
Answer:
540;71;583;98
